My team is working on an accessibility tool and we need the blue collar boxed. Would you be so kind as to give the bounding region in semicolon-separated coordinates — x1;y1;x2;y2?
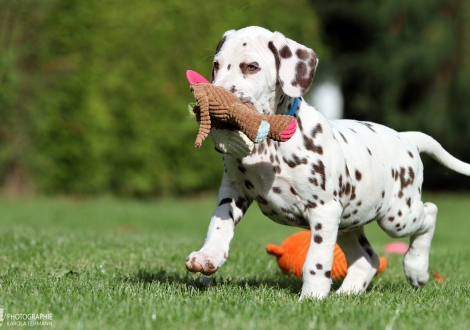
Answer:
286;97;299;116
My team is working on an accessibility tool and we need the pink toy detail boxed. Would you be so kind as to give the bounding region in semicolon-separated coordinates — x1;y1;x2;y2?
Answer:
280;119;297;142
186;70;210;85
384;242;409;254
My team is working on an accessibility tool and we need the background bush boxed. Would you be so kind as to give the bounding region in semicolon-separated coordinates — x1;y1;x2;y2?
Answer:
0;0;469;197
314;0;470;190
0;0;323;196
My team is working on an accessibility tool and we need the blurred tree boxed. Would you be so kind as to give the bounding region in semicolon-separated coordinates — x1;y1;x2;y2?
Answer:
313;0;470;190
0;0;325;196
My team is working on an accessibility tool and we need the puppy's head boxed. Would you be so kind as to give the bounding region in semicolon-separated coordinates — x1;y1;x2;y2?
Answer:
211;26;318;115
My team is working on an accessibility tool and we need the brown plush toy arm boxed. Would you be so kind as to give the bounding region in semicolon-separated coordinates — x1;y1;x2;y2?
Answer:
229;103;267;143
192;86;212;148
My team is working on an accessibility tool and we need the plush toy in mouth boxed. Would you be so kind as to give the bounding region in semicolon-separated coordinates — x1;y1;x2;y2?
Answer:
186;70;297;153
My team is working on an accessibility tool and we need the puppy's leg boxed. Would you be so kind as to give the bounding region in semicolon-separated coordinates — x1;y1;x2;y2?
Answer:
378;201;437;288
403;202;437;287
336;227;380;294
300;202;342;300
186;184;251;275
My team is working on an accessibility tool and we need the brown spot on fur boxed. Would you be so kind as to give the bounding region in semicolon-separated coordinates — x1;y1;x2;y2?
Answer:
344;182;351;195
256;195;268;205
316;263;323;270
272;186;282;194
268;41;280;72
309;177;318;186
358;235;370;247
303;135;323;155
279;45;293;58
398;167;415;198
235;197;247;214
306;200;317;209
218;198;232;206
311;124;323;138
312;160;326;190
283;154;308;168
315;223;322;230
355;170;362;181
296;48;309;60
291;52;318;94
345;164;350;177
314;235;323;244
324;271;331;278
215;36;226;55
360;122;376;133
406;197;412;208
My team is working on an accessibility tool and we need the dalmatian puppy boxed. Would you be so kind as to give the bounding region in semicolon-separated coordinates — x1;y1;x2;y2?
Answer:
185;26;470;299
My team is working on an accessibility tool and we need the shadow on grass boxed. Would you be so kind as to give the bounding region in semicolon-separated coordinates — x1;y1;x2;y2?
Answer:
121;268;349;296
123;268;318;295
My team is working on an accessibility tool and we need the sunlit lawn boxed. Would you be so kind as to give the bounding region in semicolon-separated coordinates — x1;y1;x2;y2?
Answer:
0;193;469;329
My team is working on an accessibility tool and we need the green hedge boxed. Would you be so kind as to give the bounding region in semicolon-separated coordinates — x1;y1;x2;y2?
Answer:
2;0;469;196
0;0;324;196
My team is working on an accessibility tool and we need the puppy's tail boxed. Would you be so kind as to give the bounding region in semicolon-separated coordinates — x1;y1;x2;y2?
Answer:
402;131;470;176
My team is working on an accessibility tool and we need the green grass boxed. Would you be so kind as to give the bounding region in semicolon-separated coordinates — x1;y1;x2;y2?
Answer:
0;193;469;329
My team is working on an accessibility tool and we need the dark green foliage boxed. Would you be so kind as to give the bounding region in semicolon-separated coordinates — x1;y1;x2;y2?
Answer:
2;0;469;196
0;0;324;196
314;0;470;190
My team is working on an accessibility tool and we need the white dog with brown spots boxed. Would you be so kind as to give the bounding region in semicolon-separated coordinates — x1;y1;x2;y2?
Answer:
185;26;470;299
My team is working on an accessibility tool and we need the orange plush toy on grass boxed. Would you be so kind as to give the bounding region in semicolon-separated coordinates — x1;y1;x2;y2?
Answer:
266;231;388;280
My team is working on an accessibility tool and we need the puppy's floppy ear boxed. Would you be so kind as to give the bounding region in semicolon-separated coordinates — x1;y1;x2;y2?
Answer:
268;31;319;97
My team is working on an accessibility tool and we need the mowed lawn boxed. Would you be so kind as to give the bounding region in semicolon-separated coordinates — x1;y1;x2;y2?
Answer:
0;193;469;329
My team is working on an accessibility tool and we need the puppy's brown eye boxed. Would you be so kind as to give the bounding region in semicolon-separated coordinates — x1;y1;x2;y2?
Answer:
213;61;220;71
240;62;260;74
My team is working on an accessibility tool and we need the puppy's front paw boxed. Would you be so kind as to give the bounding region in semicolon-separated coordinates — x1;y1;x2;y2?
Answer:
299;281;331;301
185;251;226;276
